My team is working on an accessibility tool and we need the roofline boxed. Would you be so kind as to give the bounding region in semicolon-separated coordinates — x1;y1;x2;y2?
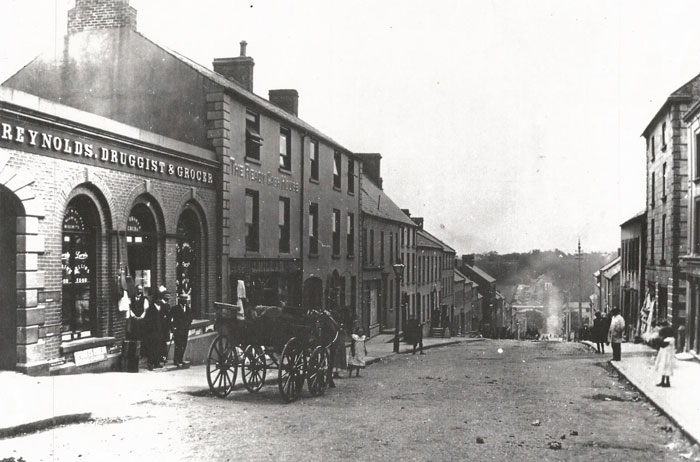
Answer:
641;94;693;137
619;210;646;228
135;31;359;159
417;227;456;253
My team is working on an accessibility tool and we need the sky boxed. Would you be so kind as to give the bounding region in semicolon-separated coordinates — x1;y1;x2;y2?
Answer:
2;0;699;255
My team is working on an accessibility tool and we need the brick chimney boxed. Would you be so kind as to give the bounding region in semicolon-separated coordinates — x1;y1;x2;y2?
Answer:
67;0;137;34
411;217;424;229
269;89;299;116
355;153;382;188
401;209;411;217
213;41;255;93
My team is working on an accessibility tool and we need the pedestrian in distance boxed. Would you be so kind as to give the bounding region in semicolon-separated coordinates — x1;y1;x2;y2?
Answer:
654;323;677;388
171;295;193;368
348;327;368;377
608;308;625;362
406;316;425;355
333;322;348;378
592;311;606;354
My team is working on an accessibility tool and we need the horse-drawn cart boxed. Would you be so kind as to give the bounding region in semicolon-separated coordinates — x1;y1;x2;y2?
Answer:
206;303;338;403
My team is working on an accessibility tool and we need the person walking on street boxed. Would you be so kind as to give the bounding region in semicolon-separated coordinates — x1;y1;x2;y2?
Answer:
608;308;625;362
654;323;677;387
406;316;425;355
171;295;193;368
348;328;367;377
592;311;606;354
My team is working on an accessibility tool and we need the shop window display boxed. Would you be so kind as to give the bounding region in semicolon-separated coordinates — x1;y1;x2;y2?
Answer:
61;199;97;340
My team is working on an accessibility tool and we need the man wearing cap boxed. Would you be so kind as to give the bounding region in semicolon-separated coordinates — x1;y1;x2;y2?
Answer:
171;294;193;367
144;285;171;370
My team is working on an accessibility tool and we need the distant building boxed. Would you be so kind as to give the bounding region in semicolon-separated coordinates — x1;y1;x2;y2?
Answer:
457;255;499;338
620;211;646;341
595;256;621;318
358;154;417;336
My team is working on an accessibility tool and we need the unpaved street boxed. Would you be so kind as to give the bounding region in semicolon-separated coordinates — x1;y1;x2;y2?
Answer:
2;340;697;461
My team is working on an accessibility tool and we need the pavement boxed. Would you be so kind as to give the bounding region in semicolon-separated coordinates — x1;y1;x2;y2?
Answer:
0;333;483;439
582;340;700;446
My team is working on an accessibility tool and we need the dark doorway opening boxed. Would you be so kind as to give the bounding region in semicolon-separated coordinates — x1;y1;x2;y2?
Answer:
0;187;22;369
177;208;201;318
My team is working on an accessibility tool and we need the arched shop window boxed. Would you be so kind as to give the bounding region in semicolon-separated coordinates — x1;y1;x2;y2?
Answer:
127;203;158;295
62;197;98;340
177;208;200;317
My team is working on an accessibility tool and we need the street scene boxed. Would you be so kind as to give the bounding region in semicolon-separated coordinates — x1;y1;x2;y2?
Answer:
1;340;697;462
1;0;700;461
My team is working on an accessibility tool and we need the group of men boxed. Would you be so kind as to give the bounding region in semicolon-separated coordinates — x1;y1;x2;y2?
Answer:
127;284;193;370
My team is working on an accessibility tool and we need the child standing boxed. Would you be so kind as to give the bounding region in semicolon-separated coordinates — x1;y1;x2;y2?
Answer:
348;328;368;377
654;324;676;388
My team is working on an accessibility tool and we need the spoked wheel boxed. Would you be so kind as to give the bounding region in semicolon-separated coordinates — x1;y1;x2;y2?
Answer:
206;335;238;397
278;338;305;403
307;346;329;396
241;345;267;393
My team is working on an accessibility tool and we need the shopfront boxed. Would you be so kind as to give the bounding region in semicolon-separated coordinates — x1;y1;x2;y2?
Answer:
0;89;218;375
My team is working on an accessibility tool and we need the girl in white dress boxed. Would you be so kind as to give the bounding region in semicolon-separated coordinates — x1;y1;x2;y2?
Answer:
348;328;368;377
654;325;676;388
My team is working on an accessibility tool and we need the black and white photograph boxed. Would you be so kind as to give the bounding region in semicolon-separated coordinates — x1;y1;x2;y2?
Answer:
1;0;700;460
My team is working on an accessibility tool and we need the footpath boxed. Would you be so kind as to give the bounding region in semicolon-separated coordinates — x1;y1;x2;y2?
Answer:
0;334;483;438
582;340;700;445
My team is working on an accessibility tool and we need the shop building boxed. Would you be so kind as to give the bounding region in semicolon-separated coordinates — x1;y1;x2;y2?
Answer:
3;0;364;324
358;154;416;336
457;254;498;337
415;223;444;338
0;88;217;375
680;99;700;355
641;75;700;329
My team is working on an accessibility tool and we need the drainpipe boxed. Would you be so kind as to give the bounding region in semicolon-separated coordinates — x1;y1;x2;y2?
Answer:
299;132;306;307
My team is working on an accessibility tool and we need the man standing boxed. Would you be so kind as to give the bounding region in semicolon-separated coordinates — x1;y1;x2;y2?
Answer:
144;285;171;370
171;295;193;367
127;285;149;342
608;308;625;362
406;316;425;355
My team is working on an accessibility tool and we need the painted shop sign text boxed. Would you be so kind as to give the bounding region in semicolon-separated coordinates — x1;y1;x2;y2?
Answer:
232;161;299;193
1;120;213;185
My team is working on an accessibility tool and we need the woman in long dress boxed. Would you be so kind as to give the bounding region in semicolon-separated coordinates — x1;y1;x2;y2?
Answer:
654;325;676;388
348;328;367;377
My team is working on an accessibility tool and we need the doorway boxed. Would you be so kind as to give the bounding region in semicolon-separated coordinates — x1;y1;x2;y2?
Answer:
177;208;201;317
0;187;21;369
127;202;158;297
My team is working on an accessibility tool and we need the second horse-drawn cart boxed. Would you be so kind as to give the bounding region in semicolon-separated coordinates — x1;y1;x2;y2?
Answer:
206;303;338;403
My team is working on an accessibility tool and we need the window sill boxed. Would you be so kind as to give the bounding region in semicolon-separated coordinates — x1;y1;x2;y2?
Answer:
245;156;262;166
309;177;320;185
279;167;292;175
245;250;261;256
347;254;355;259
348;190;355;196
308;252;319;259
332;254;341;260
333;186;342;193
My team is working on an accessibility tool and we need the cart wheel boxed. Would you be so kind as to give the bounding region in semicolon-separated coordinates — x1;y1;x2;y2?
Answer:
206;335;237;397
278;338;304;403
307;346;329;396
242;345;267;393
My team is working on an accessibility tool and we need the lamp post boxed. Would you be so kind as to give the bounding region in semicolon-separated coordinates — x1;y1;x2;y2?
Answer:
392;261;405;353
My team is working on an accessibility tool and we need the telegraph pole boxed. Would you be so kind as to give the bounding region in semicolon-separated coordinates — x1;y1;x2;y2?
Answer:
576;239;583;340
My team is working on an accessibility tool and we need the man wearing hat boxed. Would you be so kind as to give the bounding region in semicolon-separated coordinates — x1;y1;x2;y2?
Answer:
171;294;193;367
144;285;171;370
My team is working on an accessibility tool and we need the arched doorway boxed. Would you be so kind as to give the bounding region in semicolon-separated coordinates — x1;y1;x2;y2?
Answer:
62;195;100;340
0;187;22;369
177;205;202;318
127;199;162;297
303;277;323;311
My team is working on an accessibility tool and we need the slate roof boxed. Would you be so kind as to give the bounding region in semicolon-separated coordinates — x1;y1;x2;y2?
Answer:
416;228;455;253
462;264;496;284
361;179;415;226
